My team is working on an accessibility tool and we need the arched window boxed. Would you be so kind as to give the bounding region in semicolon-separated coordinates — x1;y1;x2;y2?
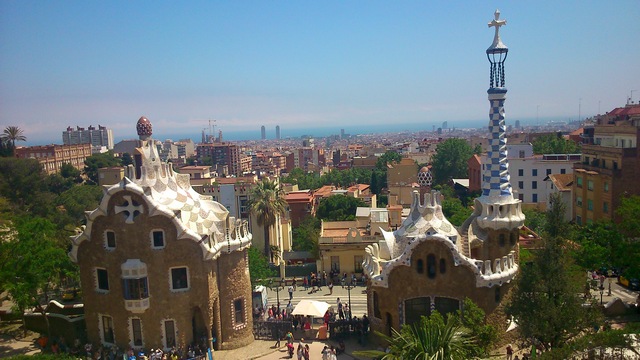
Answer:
439;258;446;274
427;254;437;279
416;259;424;274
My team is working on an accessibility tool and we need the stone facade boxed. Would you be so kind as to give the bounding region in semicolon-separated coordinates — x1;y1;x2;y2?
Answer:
70;117;254;351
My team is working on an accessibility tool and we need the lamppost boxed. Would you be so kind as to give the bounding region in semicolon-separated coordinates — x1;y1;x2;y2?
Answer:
345;280;356;320
599;285;604;305
268;279;282;312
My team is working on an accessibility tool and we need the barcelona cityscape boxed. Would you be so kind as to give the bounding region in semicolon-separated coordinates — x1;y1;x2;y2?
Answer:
1;2;639;360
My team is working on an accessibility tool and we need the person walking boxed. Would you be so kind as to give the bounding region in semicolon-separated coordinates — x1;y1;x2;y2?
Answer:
289;285;294;300
274;328;281;348
328;281;333;295
506;344;513;360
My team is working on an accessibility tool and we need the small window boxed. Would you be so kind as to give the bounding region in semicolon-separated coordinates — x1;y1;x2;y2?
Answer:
439;258;446;274
102;315;114;343
519;151;525;159
97;268;109;291
604;182;609;192
105;231;116;249
518;181;523;189
495;287;501;303
587;180;594;191
427;254;437;279
518;169;523;176
234;298;245;325
532;194;538;203
131;318;143;347
518;193;524;201
560;168;566;174
576;215;582;225
576;196;582;207
416;259;424;274
603;202;609;213
164;320;176;348
532;181;537;189
170;267;189;291
123;278;149;300
577;177;583;187
151;230;165;248
546;168;552;175
587;199;593;211
532;169;538;176
354;255;364;273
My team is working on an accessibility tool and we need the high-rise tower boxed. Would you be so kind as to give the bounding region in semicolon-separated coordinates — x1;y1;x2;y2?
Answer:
261;125;266;140
276;125;281;140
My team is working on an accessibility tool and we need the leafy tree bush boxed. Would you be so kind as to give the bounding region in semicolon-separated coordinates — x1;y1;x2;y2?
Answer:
316;195;366;221
83;152;122;184
292;216;320;257
431;138;474;185
532;133;580;154
248;247;276;285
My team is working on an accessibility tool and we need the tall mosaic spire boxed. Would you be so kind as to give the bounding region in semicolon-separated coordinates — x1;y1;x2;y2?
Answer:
482;9;513;200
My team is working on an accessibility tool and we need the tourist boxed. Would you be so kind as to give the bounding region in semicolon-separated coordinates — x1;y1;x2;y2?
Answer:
303;344;310;360
328;281;333;295
506;344;513;360
289;285;294;300
337;298;344;319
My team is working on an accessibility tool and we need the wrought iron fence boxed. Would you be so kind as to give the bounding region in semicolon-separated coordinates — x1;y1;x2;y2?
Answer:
252;320;293;340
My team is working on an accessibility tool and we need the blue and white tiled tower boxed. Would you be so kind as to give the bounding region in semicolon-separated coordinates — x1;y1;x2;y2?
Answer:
474;10;525;231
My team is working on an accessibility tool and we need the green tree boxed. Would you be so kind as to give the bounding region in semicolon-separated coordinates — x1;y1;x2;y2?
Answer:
451;298;498;358
506;193;601;352
0;217;78;337
83;152;122;184
248;247;276;285
616;195;640;239
0;158;55;217
354;311;480;360
56;185;103;225
375;150;402;171
292;216;320;257
121;152;134;167
532;133;580;154
431;138;474;185
60;163;82;182
0;137;14;157
1;126;27;148
316;195;366;221
247;178;287;260
522;208;546;235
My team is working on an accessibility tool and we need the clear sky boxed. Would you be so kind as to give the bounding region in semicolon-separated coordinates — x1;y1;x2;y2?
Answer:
1;1;639;145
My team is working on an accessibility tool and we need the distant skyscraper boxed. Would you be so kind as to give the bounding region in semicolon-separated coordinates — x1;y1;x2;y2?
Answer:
62;125;114;149
276;125;281;140
515;120;521;128
340;129;345;139
442;121;448;129
261;125;266;140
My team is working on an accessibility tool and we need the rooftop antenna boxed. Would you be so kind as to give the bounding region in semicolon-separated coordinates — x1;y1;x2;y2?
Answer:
630;90;637;105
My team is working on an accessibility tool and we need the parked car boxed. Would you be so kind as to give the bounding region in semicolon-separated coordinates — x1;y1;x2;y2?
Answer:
619;276;640;291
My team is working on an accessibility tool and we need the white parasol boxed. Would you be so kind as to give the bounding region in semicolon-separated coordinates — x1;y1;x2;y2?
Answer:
291;300;331;317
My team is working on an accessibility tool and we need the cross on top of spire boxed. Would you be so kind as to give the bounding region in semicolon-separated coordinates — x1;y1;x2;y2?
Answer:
487;9;507;52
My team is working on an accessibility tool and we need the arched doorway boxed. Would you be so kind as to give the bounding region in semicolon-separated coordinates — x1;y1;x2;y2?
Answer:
191;307;207;349
434;297;460;317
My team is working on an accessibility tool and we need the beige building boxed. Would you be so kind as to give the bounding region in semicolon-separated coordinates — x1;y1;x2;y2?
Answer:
70;117;254;351
15;143;92;175
387;157;418;207
573;104;640;224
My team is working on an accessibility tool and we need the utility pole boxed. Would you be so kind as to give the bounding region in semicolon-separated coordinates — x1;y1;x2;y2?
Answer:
578;98;582;123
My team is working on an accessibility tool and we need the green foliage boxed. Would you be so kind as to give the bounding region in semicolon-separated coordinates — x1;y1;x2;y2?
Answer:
532;133;580;154
451;298;498;357
0;137;15;157
56;185;103;225
506;194;602;351
353;311;480;360
83;152;122;184
616;195;640;239
59;163;81;181
281;167;374;192
292;216;320;257
375;150;402;171
248;247;276;285
247;178;287;257
0;217;78;318
522;207;546;235
121;152;134;167
1;126;27;147
0;158;55;217
431;138;474;185
442;198;472;227
537;329;636;360
316;195;366;221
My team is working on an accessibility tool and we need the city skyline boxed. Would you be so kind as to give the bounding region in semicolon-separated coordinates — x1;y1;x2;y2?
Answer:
1;1;639;145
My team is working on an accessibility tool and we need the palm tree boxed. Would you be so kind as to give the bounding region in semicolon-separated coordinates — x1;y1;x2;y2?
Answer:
1;126;27;148
354;312;480;360
247;178;287;261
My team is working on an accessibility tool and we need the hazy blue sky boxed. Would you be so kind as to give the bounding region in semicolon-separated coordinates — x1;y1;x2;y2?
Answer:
1;1;639;144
